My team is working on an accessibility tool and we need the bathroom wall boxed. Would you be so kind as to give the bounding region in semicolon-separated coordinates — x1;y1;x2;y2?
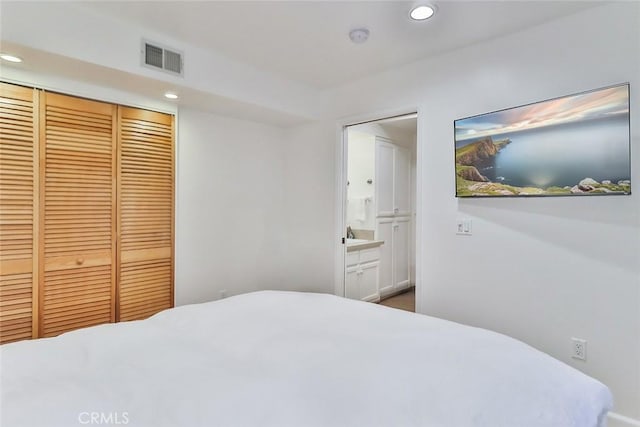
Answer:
346;130;376;231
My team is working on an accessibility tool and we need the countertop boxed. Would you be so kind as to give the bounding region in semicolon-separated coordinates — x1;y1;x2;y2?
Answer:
346;238;384;252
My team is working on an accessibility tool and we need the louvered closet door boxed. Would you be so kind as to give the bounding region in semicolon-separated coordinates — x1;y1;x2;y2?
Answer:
41;92;116;337
0;83;38;344
118;107;174;321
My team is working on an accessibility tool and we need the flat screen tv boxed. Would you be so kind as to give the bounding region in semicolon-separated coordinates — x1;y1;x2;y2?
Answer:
454;83;631;197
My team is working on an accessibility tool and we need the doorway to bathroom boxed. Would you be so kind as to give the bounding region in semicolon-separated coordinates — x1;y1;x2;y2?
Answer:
341;113;418;312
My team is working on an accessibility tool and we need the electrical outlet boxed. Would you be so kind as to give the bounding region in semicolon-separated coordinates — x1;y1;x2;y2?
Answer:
571;337;587;361
220;289;227;299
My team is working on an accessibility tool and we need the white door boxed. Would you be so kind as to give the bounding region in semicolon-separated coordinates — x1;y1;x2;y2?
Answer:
345;266;360;300
376;218;394;296
394;146;411;216
375;138;394;217
393;217;411;290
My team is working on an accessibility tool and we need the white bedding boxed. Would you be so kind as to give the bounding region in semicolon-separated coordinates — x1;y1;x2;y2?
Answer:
0;291;612;427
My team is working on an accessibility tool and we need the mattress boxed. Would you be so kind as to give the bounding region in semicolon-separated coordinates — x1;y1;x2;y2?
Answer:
0;291;612;427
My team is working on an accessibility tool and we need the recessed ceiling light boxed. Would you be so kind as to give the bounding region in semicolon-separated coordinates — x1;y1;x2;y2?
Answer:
410;4;436;21
0;54;23;63
164;92;179;100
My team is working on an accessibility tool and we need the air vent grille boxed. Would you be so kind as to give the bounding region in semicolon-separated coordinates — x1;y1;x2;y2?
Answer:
163;50;182;74
145;44;164;69
142;40;184;77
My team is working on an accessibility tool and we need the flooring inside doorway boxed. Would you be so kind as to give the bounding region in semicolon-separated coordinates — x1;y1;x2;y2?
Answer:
379;287;415;313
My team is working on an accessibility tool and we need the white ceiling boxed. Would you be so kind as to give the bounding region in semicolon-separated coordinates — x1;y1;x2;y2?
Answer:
80;1;602;90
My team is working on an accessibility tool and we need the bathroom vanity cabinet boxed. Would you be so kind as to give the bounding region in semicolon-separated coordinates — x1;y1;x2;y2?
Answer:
345;242;383;302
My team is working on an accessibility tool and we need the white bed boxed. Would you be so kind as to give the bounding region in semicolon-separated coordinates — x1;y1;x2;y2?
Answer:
0;291;612;427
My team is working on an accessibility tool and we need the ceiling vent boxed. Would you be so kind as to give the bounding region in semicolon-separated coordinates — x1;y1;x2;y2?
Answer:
141;40;184;77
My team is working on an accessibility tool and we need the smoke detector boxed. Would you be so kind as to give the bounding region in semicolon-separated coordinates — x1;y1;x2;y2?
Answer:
349;28;370;44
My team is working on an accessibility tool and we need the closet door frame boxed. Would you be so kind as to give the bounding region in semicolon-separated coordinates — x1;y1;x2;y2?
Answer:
33;88;40;338
37;89;44;337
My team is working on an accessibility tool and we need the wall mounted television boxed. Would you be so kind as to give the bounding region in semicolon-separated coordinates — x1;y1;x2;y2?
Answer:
454;83;631;197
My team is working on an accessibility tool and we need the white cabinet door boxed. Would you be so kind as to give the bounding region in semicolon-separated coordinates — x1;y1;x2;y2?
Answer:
376;218;394;297
359;262;379;302
345;248;381;302
368;137;413;297
345;266;360;300
375;139;395;217
393;217;411;290
376;138;411;218
394;147;411;216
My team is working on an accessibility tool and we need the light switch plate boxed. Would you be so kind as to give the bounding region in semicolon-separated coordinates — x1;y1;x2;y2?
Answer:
456;219;472;236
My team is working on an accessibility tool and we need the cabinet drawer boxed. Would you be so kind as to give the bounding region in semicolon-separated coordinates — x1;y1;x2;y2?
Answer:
359;248;380;264
346;251;360;267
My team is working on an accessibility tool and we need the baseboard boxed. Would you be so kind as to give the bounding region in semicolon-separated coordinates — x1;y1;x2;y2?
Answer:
379;285;414;301
608;412;640;427
362;294;380;303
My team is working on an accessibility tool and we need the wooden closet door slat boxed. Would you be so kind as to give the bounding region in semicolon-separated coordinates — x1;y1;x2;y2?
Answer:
41;92;116;337
118;107;174;321
0;83;38;344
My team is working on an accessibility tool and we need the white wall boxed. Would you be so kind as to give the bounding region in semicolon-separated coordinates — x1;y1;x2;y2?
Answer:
354;122;416;149
282;121;338;294
346;130;376;230
175;108;291;304
286;3;640;422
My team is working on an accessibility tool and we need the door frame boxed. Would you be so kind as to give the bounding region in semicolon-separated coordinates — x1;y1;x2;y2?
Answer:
334;107;423;313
